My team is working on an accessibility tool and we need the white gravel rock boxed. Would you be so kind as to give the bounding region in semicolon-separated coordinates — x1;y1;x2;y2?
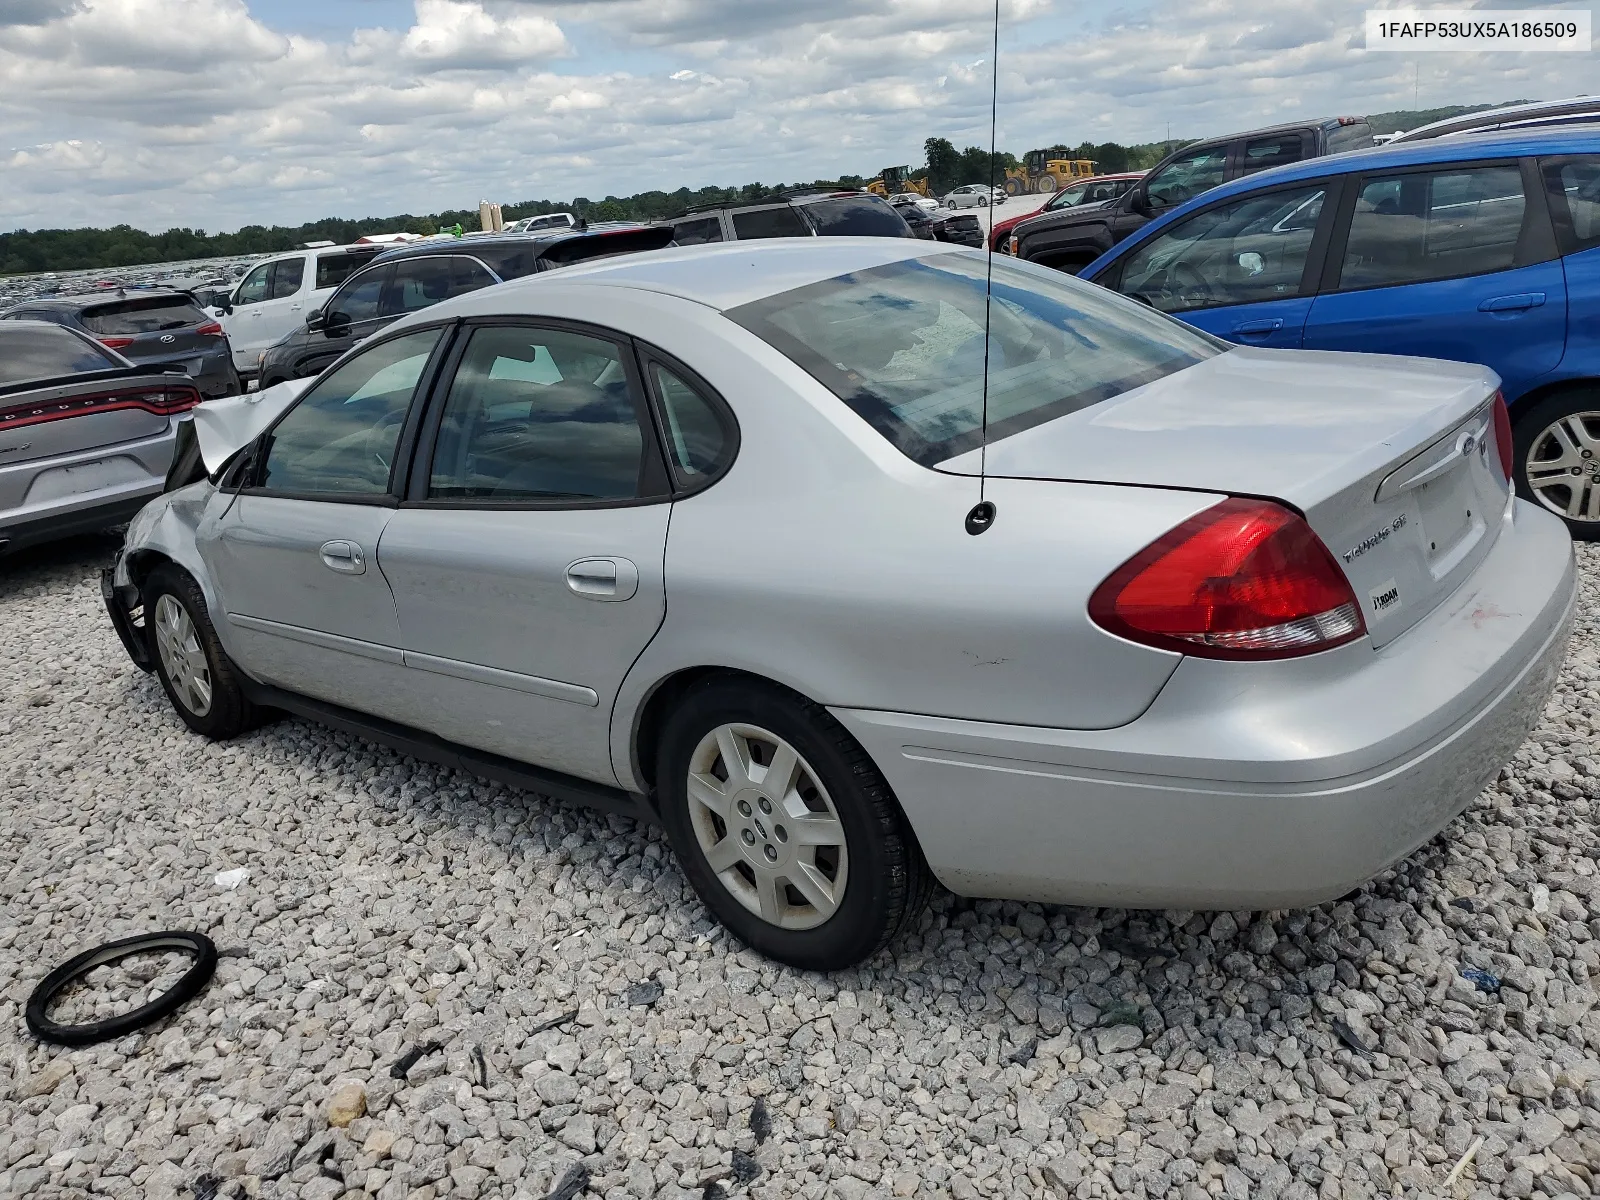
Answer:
0;534;1597;1200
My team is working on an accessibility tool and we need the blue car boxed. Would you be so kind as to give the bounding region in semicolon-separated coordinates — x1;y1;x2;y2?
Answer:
1082;126;1600;538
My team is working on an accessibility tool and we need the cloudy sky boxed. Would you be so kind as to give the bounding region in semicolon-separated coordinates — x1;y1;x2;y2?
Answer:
0;0;1592;233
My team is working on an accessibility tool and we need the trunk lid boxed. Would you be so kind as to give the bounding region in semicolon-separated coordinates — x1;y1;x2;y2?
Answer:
0;369;185;467
941;346;1510;648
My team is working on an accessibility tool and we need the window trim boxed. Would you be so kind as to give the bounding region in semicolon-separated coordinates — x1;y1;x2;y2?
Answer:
1103;175;1346;315
1538;154;1600;256
1321;155;1555;296
240;320;459;505
633;343;741;498
399;315;676;512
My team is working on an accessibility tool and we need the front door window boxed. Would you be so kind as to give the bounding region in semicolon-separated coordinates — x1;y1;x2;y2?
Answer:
1145;146;1229;210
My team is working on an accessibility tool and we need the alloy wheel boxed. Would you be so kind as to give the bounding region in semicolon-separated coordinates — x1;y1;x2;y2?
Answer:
153;594;213;716
1525;410;1600;523
685;722;849;931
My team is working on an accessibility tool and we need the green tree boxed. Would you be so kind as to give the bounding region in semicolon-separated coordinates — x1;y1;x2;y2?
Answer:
923;137;961;195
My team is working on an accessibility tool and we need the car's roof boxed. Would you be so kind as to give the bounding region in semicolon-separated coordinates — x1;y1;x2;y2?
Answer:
369;223;662;265
1161;122;1600;205
1392;96;1600;142
469;236;956;313
1183;116;1367;151
14;288;197;312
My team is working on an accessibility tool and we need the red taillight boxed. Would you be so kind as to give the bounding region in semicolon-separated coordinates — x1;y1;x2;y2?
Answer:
1491;390;1514;482
0;384;202;432
98;336;135;350
195;321;223;337
1088;497;1367;660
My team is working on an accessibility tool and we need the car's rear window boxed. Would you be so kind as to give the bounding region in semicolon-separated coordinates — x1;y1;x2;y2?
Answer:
80;296;208;335
803;197;913;238
0;324;117;386
728;253;1220;466
731;207;811;240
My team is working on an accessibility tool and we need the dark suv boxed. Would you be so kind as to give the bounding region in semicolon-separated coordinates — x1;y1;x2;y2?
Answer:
1012;116;1373;273
670;190;913;244
0;289;239;398
257;224;675;387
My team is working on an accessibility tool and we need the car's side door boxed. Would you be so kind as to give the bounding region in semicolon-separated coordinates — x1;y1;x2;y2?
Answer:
1541;155;1600;376
375;321;683;786
286;265;396;382
1302;159;1568;400
1094;179;1339;349
197;326;449;717
222;260;275;370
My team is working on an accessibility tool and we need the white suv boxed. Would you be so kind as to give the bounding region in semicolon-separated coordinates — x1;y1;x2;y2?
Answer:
218;244;383;379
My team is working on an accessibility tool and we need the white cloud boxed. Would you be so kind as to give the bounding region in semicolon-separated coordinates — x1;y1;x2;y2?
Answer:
399;0;569;69
0;0;1593;234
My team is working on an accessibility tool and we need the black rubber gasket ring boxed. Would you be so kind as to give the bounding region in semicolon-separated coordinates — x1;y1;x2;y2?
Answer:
25;931;218;1046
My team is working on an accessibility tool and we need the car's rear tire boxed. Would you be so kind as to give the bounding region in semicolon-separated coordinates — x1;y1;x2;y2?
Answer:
1512;389;1600;539
143;564;264;739
656;675;933;971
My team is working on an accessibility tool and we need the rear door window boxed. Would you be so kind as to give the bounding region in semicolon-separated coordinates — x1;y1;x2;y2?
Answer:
1239;134;1306;177
0;324;116;385
730;206;811;240
269;258;305;299
316;252;377;290
81;296;208;335
1543;157;1600;252
1338;164;1527;289
427;326;652;502
673;216;724;245
803;197;912;237
1325;120;1375;154
383;258;493;317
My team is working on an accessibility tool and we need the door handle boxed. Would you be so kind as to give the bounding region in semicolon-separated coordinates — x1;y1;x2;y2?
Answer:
319;540;366;574
1478;292;1546;313
1231;318;1284;337
566;557;639;602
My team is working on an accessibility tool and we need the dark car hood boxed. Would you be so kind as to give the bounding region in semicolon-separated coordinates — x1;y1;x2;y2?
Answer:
1014;197;1117;236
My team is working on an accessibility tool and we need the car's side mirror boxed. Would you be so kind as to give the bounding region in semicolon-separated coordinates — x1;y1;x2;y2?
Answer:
323;311;351;338
1129;186;1154;216
305;308;324;333
219;298;234;315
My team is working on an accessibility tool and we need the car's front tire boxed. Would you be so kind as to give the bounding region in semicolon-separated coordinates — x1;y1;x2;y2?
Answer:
656;676;932;971
143;564;264;739
1513;389;1600;539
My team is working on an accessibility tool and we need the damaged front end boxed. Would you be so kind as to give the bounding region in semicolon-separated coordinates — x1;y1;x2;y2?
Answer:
101;553;153;672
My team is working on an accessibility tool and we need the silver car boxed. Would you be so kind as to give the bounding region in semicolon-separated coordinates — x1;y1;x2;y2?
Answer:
104;239;1576;970
2;320;199;554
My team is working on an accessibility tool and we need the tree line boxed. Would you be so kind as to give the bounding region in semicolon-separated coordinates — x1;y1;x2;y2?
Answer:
0;105;1514;277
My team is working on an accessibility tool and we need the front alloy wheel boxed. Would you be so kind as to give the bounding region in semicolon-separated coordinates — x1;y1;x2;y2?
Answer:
1523;409;1600;528
153;593;212;717
687;723;849;930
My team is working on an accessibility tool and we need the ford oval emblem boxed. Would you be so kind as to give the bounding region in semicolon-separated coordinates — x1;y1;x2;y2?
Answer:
159;334;176;344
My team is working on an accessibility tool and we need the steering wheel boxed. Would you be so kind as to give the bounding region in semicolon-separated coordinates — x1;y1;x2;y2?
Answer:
1163;262;1216;307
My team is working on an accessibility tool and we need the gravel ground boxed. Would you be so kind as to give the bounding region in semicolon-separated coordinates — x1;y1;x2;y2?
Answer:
2;534;1598;1200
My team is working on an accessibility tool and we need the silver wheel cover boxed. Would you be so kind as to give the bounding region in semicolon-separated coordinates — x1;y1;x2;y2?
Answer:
153;594;213;717
686;723;849;931
1525;410;1600;524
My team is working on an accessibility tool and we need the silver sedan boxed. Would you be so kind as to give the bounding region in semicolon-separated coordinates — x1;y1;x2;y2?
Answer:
105;238;1576;969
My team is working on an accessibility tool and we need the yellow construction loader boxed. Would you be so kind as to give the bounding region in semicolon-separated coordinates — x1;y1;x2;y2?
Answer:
1003;149;1096;196
867;166;930;198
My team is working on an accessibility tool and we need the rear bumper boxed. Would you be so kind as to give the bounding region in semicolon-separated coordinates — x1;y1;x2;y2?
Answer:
833;501;1577;909
0;426;174;553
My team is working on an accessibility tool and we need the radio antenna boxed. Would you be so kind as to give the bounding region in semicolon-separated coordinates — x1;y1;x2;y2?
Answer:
970;0;1001;529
